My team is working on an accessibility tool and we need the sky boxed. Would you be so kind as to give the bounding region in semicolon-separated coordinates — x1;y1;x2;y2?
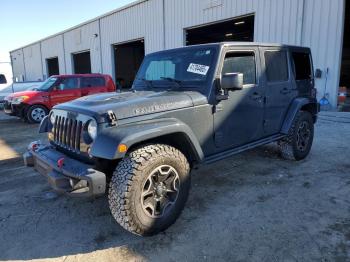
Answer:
0;0;135;62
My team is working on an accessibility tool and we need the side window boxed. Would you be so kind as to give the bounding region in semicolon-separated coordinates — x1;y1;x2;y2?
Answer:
222;52;256;85
81;77;105;88
264;51;289;82
292;52;312;80
58;77;78;90
145;60;175;80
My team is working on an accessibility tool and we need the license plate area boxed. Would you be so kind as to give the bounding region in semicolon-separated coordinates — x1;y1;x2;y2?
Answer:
34;156;52;175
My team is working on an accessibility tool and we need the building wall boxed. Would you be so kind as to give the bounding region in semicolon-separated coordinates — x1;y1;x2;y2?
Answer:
9;0;346;107
301;0;345;107
100;0;164;78
10;49;25;81
164;0;345;106
41;34;66;77
63;20;101;74
23;43;43;81
164;0;303;48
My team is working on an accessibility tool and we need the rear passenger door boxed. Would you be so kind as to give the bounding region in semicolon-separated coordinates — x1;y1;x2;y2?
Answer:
80;77;107;96
261;48;296;136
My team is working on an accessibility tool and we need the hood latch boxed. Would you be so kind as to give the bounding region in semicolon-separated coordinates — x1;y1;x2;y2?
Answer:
107;110;117;126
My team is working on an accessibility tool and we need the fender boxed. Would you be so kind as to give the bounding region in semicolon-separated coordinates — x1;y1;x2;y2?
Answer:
281;97;319;134
38;115;50;133
90;118;204;161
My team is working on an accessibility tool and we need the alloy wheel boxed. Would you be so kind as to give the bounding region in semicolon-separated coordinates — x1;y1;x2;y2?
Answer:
31;108;46;122
141;165;180;218
296;120;311;152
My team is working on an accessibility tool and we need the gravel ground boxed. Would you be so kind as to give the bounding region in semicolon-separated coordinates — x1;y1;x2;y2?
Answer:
0;112;349;262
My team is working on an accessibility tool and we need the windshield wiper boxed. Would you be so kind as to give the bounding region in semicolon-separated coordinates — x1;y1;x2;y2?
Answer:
137;78;153;88
160;77;183;88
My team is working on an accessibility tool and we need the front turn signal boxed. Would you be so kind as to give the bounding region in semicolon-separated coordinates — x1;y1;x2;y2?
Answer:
118;144;128;153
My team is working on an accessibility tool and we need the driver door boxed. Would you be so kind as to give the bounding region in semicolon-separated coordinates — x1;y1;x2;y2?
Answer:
49;77;81;107
213;47;265;150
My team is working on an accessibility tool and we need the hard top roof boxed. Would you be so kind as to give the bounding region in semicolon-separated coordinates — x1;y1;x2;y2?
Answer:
150;42;310;55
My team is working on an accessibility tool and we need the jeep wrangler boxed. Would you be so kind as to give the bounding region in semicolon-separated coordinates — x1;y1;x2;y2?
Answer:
24;43;319;236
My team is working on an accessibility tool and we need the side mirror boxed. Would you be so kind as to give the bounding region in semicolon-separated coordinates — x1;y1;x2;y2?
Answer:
0;74;7;84
315;69;322;79
221;73;243;91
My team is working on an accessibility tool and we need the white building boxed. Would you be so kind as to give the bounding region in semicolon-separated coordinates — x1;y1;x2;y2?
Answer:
10;0;350;108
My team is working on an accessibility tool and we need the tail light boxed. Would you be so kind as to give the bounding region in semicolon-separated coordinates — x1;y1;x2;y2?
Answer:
311;88;317;98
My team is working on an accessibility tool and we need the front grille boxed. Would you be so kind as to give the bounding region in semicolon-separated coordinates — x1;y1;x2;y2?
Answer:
53;115;83;152
3;100;11;109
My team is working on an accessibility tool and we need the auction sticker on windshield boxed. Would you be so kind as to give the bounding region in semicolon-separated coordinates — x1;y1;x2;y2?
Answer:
187;63;210;76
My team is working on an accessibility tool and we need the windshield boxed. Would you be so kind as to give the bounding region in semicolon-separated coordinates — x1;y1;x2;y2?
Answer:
36;77;57;91
133;47;217;90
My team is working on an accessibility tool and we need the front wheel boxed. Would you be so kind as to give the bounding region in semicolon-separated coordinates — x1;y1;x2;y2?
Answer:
26;105;48;123
108;144;191;236
278;111;314;161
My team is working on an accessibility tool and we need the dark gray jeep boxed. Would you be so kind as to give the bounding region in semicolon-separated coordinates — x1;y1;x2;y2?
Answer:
24;43;319;236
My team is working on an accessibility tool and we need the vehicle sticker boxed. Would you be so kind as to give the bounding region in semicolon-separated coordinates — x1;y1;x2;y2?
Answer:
187;63;210;76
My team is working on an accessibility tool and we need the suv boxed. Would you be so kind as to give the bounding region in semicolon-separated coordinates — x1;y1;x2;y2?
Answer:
24;43;319;236
4;74;115;123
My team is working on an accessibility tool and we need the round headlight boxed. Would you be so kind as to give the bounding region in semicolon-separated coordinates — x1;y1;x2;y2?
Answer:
87;120;97;140
49;112;55;124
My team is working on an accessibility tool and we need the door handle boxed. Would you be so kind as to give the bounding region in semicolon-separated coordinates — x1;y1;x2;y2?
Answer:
250;93;263;101
280;88;291;94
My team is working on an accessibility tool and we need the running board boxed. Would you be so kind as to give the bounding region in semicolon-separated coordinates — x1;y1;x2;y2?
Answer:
204;134;285;164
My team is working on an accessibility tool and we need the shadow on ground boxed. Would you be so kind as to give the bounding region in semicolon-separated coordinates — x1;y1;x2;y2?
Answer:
0;112;350;261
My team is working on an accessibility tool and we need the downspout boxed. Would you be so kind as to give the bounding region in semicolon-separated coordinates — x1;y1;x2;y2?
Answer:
22;48;27;81
98;18;103;73
162;0;166;50
299;0;306;46
62;34;67;74
39;42;44;80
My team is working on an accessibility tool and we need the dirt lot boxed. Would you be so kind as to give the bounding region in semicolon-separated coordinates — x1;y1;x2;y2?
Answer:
0;111;349;262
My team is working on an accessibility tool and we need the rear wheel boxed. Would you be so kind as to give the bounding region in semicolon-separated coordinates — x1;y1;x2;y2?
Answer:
278;111;314;161
26;105;48;123
108;144;190;236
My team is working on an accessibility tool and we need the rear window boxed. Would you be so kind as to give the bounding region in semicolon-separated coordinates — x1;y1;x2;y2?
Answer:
264;51;289;82
81;77;105;88
292;52;312;80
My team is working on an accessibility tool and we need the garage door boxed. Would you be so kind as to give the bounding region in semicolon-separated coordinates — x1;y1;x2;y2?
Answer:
186;15;254;46
72;51;91;74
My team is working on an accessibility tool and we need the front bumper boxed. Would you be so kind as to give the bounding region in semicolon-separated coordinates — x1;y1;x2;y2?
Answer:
23;142;106;197
3;101;26;117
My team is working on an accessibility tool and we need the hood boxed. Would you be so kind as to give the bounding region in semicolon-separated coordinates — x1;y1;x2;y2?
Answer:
55;90;207;121
8;90;41;98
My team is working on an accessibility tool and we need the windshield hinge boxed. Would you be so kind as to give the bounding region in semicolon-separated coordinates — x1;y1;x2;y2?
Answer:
107;110;117;126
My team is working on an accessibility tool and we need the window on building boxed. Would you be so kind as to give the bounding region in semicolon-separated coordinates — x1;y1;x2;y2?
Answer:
292;52;312;80
222;52;256;85
81;77;105;87
0;74;7;84
265;51;289;82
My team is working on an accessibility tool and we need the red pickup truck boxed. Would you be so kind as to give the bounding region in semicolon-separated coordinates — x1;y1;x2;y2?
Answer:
3;74;116;123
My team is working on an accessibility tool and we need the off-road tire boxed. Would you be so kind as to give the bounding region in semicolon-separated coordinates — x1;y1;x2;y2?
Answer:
108;144;190;236
26;105;48;124
278;111;314;161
